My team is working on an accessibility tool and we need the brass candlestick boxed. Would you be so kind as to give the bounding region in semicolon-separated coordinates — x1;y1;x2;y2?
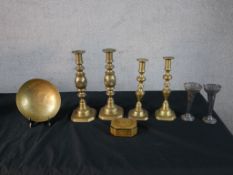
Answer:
128;58;148;121
99;48;124;120
155;57;176;121
71;50;96;122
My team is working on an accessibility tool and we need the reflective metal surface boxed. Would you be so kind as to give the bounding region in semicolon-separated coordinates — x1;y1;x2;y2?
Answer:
16;79;61;122
70;50;96;122
155;57;176;121
99;48;123;120
128;58;148;121
110;118;137;137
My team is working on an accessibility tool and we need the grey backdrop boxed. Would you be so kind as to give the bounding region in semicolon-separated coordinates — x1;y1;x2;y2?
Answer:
0;0;233;133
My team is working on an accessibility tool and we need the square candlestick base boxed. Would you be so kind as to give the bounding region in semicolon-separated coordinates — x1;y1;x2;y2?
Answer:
99;105;123;121
71;107;96;122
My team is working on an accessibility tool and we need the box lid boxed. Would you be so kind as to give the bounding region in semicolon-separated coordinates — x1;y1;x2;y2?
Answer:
111;118;137;129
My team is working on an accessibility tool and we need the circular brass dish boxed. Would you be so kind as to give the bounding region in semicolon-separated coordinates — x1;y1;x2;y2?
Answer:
16;79;61;122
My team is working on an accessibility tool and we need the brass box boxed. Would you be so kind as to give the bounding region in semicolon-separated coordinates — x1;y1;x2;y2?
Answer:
110;118;137;137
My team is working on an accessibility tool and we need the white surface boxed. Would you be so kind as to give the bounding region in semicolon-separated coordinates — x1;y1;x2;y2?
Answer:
0;0;233;132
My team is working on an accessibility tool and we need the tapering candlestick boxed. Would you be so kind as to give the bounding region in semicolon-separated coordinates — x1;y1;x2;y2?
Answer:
128;58;148;121
155;57;176;121
202;84;221;124
71;50;96;122
99;48;123;120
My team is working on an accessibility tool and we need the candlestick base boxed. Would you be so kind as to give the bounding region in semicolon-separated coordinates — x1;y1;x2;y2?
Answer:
71;106;96;122
181;113;195;122
155;100;176;121
99;104;123;121
202;115;217;124
128;107;148;121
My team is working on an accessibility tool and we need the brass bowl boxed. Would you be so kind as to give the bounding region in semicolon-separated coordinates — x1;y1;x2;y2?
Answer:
16;79;61;122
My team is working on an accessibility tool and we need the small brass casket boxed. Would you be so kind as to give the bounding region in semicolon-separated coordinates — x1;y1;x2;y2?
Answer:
110;118;137;137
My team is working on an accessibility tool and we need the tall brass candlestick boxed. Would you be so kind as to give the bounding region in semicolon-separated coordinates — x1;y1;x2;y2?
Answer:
99;48;123;120
128;58;148;121
71;50;96;122
155;57;176;121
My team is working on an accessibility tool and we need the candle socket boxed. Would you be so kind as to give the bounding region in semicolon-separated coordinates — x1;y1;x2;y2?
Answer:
71;50;96;122
99;48;123;120
128;58;148;121
155;57;176;121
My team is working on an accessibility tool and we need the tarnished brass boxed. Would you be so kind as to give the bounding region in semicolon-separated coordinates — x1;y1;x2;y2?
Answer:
128;58;148;121
71;50;96;122
99;48;124;120
155;57;176;121
16;79;61;123
110;118;137;137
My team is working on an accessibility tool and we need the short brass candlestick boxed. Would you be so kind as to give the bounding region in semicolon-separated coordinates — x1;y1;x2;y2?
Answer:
128;58;148;121
71;50;96;122
99;48;124;120
155;57;176;121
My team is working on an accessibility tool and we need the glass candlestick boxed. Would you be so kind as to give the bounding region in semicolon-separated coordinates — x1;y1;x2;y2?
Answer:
181;82;202;122
128;58;148;121
202;84;221;124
